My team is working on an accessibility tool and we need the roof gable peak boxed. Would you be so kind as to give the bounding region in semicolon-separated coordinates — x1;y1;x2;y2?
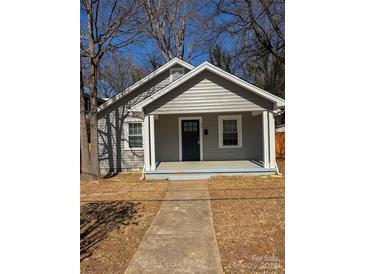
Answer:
97;57;194;112
131;60;285;111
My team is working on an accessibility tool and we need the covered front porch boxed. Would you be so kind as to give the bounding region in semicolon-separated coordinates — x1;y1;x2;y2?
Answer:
144;160;276;180
142;110;277;180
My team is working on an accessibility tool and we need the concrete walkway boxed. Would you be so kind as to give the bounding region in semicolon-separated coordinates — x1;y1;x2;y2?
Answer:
124;181;223;274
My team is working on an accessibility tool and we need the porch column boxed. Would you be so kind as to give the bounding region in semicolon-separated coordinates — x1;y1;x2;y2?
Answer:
268;111;276;168
143;115;151;171
149;115;156;171
262;111;269;168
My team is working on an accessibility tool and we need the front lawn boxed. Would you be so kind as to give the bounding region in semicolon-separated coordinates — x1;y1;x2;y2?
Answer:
80;173;168;274
209;160;285;273
80;161;285;274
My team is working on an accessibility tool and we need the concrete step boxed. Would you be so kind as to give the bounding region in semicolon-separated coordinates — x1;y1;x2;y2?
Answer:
145;171;276;180
147;174;212;180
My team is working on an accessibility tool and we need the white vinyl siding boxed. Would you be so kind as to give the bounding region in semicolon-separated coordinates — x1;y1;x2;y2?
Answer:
218;115;242;148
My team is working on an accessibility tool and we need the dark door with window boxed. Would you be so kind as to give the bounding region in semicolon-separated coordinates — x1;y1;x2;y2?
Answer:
182;120;200;161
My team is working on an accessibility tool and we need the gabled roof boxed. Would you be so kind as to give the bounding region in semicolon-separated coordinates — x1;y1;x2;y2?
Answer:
131;61;285;112
97;57;194;112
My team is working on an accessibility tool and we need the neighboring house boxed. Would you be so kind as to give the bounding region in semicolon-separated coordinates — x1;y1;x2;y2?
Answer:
97;58;285;179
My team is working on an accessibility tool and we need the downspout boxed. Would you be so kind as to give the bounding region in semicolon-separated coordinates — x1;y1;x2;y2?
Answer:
275;160;282;176
140;165;145;180
140;110;146;180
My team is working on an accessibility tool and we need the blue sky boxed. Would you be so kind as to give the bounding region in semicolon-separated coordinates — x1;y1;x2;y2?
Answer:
80;3;236;69
118;39;210;68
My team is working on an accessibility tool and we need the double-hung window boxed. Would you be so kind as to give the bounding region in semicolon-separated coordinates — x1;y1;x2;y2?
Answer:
218;115;243;148
128;123;143;148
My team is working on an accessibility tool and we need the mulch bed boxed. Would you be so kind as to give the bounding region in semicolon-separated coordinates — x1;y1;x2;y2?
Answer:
80;173;168;274
209;160;285;273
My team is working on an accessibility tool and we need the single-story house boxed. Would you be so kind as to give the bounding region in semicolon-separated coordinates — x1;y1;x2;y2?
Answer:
97;58;285;179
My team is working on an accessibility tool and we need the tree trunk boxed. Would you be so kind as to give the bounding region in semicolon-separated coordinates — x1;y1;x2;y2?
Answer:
80;87;94;181
85;3;101;180
89;60;101;179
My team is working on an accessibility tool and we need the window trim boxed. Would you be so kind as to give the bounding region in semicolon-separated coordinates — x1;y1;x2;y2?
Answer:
218;115;243;148
124;120;144;151
169;67;185;83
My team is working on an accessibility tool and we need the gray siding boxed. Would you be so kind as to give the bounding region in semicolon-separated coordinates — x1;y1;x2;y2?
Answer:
98;64;189;118
97;64;190;173
155;115;180;161
203;112;263;161
155;112;263;162
98;111;144;173
145;71;274;114
97;64;270;172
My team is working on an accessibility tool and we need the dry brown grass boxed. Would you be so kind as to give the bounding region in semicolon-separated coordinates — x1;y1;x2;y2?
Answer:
209;160;285;273
80;173;168;274
80;162;285;273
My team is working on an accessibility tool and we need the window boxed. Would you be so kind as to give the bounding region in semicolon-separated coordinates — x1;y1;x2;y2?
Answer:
218;115;242;148
169;68;185;82
183;121;198;132
223;120;238;145
128;123;143;148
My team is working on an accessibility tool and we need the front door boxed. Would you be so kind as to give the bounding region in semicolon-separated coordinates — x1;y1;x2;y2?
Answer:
182;120;200;161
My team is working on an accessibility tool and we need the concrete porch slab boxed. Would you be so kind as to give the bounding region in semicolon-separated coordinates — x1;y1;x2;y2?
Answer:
144;160;276;180
156;160;264;170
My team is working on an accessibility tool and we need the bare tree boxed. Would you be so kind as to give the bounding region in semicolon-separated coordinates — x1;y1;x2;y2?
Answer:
135;0;208;62
147;53;164;70
136;0;186;61
80;0;140;180
99;52;148;97
99;53;133;98
209;44;233;73
214;0;284;64
80;58;92;181
211;0;285;98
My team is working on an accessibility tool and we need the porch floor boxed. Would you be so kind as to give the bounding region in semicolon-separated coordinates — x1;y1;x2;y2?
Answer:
157;160;263;171
145;160;276;180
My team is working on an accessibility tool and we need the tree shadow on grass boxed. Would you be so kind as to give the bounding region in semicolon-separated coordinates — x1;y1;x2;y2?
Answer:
80;201;140;261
